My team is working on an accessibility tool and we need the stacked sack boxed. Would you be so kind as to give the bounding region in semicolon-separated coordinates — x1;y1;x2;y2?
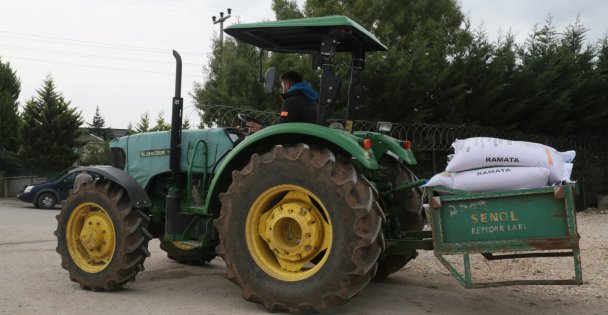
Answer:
426;137;575;192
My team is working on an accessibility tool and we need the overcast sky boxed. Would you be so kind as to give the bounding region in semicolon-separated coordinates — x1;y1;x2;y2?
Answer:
1;0;606;129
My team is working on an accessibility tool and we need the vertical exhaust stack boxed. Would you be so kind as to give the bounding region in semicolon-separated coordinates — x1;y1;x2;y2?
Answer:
166;50;185;237
170;50;183;178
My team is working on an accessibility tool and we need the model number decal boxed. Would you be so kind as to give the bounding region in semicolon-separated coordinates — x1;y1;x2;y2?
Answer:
140;149;170;158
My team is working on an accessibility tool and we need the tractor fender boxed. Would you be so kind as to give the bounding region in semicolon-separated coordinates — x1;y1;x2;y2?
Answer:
203;123;378;214
72;166;151;208
353;131;417;165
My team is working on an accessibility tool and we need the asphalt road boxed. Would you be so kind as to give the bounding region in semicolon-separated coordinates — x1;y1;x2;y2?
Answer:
0;198;604;315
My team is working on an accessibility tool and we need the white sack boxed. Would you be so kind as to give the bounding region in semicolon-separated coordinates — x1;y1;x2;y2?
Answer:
425;166;550;192
560;151;576;163
447;137;574;184
563;163;574;183
426;171;454;188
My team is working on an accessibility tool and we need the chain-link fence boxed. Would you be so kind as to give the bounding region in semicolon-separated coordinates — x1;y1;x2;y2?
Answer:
3;105;604;207
201;104;599;151
200;104;607;209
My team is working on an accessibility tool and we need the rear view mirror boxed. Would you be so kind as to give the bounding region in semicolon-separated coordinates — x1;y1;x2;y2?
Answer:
264;67;277;94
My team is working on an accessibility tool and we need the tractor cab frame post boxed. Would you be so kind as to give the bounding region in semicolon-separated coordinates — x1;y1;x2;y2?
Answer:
316;30;343;127
317;29;367;133
346;36;366;131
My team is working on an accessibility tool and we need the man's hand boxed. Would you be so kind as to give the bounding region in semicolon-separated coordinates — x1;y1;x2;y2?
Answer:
246;121;263;133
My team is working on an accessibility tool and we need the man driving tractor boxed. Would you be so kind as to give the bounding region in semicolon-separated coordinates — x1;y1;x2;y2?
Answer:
247;70;318;132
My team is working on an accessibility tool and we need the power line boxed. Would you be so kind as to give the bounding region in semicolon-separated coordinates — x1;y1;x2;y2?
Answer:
0;30;210;55
130;0;227;13
0;44;205;66
100;0;225;18
105;0;259;21
2;55;201;78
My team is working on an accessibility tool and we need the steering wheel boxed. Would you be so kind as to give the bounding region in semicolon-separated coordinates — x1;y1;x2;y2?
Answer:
237;113;264;125
237;113;265;134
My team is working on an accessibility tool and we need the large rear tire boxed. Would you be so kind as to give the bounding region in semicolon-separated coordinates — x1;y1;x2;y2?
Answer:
55;181;151;291
215;144;384;312
374;155;424;280
159;239;216;265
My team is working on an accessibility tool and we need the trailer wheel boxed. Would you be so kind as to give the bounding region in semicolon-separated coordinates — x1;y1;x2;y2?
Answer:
55;181;151;291
159;239;216;265
374;155;424;280
215;144;384;313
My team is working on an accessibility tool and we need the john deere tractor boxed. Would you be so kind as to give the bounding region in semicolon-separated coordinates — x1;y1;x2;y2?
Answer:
55;16;425;312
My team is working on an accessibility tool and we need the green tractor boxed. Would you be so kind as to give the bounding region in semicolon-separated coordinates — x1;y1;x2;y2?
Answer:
55;16;426;312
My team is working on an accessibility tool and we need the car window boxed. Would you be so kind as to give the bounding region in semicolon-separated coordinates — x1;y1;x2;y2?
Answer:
62;173;77;185
48;169;70;182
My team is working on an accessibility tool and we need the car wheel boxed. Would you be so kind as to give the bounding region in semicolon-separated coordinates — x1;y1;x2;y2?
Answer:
37;192;58;209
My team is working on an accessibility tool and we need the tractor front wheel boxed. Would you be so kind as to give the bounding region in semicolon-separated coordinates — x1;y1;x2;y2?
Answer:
215;144;384;312
55;181;151;291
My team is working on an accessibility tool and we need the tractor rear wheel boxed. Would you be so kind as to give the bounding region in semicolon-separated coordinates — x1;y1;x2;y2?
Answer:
55;181;151;291
374;155;424;280
215;144;384;313
159;239;216;265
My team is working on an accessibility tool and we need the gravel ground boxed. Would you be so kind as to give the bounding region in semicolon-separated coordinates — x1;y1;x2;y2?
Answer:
1;198;606;314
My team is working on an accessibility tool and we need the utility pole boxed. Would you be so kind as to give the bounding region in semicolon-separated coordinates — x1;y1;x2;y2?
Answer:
212;8;232;49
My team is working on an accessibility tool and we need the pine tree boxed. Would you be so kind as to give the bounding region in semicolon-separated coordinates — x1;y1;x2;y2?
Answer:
0;58;22;152
182;118;191;130
87;105;111;140
193;0;608;138
272;0;305;19
79;141;111;166
126;122;135;135
19;75;83;172
150;111;170;131
135;112;150;133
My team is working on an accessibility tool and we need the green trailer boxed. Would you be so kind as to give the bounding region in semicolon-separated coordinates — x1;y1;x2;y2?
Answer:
423;184;582;288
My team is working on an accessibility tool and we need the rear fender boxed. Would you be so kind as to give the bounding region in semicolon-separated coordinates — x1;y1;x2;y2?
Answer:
203;123;379;214
72;166;151;208
353;131;417;165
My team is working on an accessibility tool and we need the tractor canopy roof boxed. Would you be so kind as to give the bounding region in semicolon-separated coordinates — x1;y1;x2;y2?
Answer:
224;15;387;53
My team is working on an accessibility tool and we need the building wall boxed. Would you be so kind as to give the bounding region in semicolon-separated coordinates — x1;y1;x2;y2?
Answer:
3;176;47;198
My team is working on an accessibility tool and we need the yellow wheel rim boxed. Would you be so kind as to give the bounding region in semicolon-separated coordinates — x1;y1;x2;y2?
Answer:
172;241;195;250
66;202;116;273
246;185;332;281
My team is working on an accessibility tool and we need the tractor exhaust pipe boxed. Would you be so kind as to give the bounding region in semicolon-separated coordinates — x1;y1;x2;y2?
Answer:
170;50;183;178
166;50;185;237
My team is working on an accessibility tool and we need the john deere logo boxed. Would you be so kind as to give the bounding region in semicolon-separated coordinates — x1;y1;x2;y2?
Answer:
140;149;170;158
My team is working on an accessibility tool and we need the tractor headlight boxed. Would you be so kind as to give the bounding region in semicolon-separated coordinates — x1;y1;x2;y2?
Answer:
377;121;392;133
24;186;33;193
329;122;344;130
